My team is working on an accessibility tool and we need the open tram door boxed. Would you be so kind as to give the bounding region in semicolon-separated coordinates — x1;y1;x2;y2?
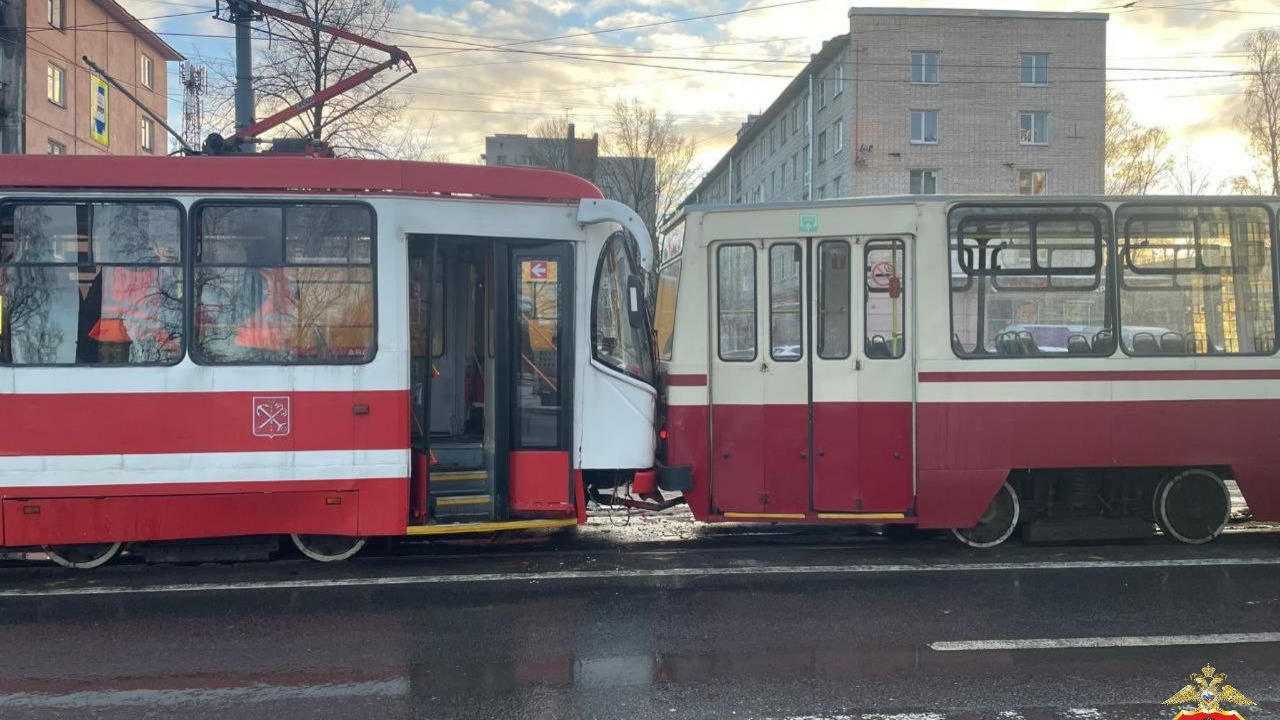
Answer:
407;235;575;527
707;235;914;518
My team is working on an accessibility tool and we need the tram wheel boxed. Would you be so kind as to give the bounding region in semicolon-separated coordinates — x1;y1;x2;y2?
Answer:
289;534;367;562
44;542;123;569
951;481;1020;548
1154;469;1230;545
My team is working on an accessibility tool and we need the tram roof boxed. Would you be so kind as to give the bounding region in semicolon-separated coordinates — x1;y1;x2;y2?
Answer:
0;156;605;202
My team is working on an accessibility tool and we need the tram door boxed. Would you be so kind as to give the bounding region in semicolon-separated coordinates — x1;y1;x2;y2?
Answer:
709;240;810;516
811;237;914;514
709;237;914;517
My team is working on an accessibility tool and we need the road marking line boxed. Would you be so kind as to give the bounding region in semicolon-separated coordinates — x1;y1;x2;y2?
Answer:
3;556;1279;598
0;680;408;708
930;632;1280;652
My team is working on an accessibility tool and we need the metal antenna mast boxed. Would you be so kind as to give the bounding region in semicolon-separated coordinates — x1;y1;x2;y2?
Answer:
180;63;207;152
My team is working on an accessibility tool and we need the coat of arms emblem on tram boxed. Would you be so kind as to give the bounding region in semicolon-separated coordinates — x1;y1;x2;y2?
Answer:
252;396;291;439
1162;664;1255;720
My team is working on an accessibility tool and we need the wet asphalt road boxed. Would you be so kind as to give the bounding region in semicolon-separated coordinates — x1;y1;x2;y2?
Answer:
2;530;1280;720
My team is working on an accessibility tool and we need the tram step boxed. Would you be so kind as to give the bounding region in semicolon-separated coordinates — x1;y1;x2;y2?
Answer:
431;493;493;522
428;470;489;496
430;441;485;471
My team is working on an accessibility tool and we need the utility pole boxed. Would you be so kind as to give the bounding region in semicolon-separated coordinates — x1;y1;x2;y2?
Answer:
228;0;257;152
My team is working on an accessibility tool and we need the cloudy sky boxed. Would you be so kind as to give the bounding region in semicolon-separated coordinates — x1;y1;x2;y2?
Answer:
125;0;1278;187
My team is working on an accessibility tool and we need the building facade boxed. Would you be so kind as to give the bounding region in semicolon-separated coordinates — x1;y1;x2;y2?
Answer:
686;7;1106;206
0;0;182;156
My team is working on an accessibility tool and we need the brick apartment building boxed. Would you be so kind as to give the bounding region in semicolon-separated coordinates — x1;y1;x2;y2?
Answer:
685;7;1107;205
0;0;183;155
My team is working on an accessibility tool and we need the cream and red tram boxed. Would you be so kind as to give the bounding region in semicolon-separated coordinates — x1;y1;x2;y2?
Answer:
654;196;1280;546
0;156;657;567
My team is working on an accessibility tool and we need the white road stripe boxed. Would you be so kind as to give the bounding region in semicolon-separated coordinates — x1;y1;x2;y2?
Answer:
2;556;1279;598
930;632;1280;652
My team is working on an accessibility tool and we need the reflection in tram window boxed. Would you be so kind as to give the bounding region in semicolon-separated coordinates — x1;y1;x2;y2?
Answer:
865;239;905;359
769;243;803;361
817;241;851;360
949;206;1111;357
0;201;183;365
193;203;375;364
592;233;654;382
717;245;756;361
1117;205;1275;355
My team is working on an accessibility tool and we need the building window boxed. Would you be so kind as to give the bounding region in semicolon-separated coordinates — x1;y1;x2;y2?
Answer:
833;118;843;153
47;139;66;155
911;51;939;84
817;184;826;200
791;106;799;135
834;64;845;95
1019;170;1048;195
1020;53;1049;86
832;175;841;196
817;78;827;109
47;64;65;107
141;117;155;153
910;110;938;144
770;127;776;154
792;152;799;181
817;131;827;164
194;204;376;364
141;55;155;90
910;169;939;194
1020;111;1049;144
0;201;184;366
47;0;63;29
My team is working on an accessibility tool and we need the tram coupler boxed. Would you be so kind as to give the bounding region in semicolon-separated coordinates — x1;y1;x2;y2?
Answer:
586;486;687;513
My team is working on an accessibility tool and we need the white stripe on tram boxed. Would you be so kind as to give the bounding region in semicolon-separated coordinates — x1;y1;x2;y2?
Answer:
0;449;410;486
929;632;1280;652
3;556;1279;598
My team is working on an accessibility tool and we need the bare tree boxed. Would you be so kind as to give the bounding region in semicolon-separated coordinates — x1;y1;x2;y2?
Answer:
527;116;574;172
1169;155;1220;195
1105;87;1173;195
1238;28;1280;196
597;99;698;252
203;0;431;158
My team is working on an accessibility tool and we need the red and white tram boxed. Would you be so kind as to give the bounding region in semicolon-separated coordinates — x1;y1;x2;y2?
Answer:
0;156;657;567
655;196;1280;546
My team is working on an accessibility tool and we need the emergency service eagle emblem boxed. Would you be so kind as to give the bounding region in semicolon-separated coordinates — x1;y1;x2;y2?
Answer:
252;396;291;439
1162;664;1255;720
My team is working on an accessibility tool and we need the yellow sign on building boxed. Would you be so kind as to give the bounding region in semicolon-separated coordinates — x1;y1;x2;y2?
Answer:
90;76;109;146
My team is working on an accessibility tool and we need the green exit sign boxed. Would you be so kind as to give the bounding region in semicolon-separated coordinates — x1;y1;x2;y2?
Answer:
798;213;819;234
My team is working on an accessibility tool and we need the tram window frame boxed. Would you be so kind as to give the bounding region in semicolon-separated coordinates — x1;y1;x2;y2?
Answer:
817;240;852;360
948;204;1114;359
864;238;906;360
717;243;757;362
190;200;377;366
769;243;803;362
1116;202;1277;357
0;198;186;367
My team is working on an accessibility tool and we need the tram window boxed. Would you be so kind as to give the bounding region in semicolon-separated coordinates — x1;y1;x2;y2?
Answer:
949;206;1111;357
769;243;803;361
717;244;756;362
592;232;655;383
654;258;681;361
193;203;375;364
817;240;851;359
865;239;905;359
0;201;183;366
1117;204;1274;355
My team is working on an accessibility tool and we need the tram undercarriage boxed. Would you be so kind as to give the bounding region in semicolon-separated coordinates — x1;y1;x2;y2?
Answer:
955;466;1236;547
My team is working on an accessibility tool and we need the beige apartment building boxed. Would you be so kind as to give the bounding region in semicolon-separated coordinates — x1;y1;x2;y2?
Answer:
686;7;1107;206
0;0;182;155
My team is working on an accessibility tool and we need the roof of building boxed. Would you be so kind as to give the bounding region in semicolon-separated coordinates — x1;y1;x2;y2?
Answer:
0;156;605;201
96;0;186;61
848;7;1108;22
